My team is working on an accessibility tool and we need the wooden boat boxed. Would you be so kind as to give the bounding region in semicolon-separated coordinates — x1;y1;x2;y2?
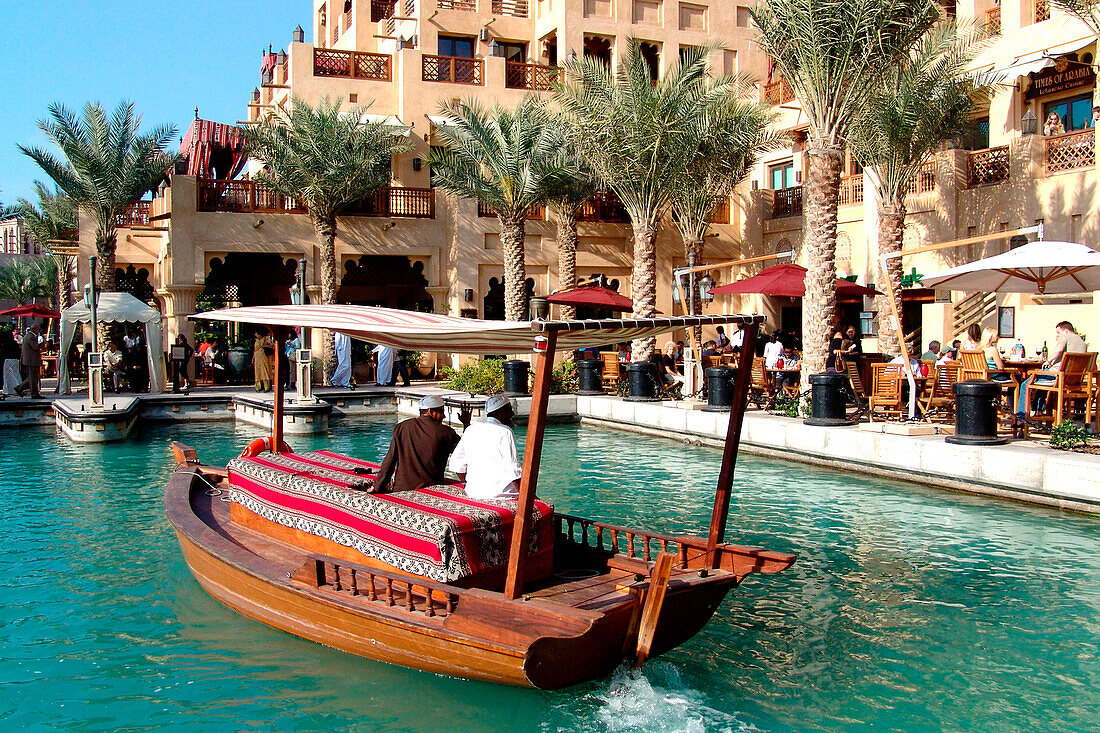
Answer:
165;307;795;689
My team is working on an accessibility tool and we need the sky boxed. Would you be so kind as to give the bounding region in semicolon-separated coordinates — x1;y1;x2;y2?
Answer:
0;1;305;206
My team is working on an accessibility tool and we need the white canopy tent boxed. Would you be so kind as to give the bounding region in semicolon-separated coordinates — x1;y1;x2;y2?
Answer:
57;292;166;395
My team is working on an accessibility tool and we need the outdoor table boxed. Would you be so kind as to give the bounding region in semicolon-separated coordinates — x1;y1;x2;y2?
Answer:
41;354;58;378
766;367;801;389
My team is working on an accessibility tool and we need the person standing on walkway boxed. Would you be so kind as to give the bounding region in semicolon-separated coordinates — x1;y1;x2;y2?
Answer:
372;343;394;386
392;349;412;387
252;330;274;392
332;332;353;388
15;323;43;399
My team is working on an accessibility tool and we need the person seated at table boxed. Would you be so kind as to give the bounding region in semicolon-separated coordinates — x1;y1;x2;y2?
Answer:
700;340;720;359
980;327;1017;410
937;344;958;365
827;330;845;371
448;395;522;501
842;326;863;357
104;342;125;392
1016;320;1087;419
962;323;982;352
715;326;731;353
889;343;923;373
763;330;784;369
657;341;686;389
775;347;800;388
616;343;631;363
921;340;941;362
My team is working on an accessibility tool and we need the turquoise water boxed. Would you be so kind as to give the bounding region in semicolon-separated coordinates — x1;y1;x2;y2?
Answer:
2;419;1098;732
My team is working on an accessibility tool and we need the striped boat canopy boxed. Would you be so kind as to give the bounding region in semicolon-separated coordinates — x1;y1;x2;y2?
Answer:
195;304;764;354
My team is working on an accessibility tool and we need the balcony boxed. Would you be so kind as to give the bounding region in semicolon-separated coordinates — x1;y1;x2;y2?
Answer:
115;201;151;227
505;62;561;91
966;146;1010;187
838;175;864;206
437;0;477;10
771;186;803;219
478;200;545;219
577;191;630;223
1045;130;1095;173
1035;0;1050;23
314;48;392;81
423;55;484;85
986;6;1000;34
906;160;936;195
491;0;528;16
763;78;795;106
197;179;435;218
710;196;731;224
371;0;396;21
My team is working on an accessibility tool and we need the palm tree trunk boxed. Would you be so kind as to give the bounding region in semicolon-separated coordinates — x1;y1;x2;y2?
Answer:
801;147;842;385
630;220;658;361
684;237;704;347
555;207;579;321
499;215;527;322
314;213;339;382
94;227;117;291
875;201;906;357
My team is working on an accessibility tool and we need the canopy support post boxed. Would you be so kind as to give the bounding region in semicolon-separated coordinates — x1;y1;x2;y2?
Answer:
271;331;286;452
504;330;558;601
706;324;757;564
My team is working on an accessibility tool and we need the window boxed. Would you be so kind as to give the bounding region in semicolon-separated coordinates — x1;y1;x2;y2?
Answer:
1044;93;1093;133
962;116;990;150
438;35;475;58
769;161;795;190
499;41;527;62
736;6;751;27
640;41;660;81
679;2;706;30
723;49;737;75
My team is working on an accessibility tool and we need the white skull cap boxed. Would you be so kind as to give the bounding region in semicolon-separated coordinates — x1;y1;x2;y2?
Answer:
484;395;512;414
418;395;445;410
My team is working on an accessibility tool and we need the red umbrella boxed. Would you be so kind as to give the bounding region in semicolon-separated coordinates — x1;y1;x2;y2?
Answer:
0;303;62;319
547;285;634;311
708;263;880;297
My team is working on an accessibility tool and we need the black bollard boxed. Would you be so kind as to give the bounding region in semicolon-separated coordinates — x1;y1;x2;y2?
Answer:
625;362;659;402
703;367;735;412
502;359;529;396
804;371;855;426
576;359;604;395
946;379;1007;445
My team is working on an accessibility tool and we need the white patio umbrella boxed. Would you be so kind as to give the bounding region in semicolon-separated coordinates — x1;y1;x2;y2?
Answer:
922;240;1100;294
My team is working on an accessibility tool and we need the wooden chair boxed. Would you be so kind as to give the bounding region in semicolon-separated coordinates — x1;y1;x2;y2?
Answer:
599;352;622;390
749;357;774;408
1027;352;1098;429
703;355;724;370
922;361;960;423
867;363;905;421
844;360;868;404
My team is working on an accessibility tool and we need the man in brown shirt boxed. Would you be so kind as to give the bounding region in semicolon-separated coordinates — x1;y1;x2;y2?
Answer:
371;395;471;493
15;323;43;399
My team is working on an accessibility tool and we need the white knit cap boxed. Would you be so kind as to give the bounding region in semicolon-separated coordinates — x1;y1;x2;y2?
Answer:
484;395;512;415
418;395;445;410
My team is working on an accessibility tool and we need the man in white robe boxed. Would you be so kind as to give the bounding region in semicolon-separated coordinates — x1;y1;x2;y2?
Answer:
372;343;394;386
332;332;352;387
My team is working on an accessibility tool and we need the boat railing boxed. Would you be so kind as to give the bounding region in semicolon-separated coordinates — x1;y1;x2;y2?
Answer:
297;554;461;618
556;514;694;569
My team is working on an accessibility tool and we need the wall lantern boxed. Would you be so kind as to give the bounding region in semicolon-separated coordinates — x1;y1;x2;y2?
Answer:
699;273;716;302
480;27;491;42
489;39;503;57
1021;108;1038;136
568;49;578;62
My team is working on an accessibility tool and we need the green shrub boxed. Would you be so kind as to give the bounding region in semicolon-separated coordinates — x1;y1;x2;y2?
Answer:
772;392;800;418
1049;420;1089;451
550;360;578;395
440;357;505;394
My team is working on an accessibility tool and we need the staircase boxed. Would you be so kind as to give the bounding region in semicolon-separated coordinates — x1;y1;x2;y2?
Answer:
951;291;997;337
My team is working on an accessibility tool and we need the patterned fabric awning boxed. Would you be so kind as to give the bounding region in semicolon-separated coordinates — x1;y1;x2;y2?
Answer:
195;304;764;354
180;118;248;178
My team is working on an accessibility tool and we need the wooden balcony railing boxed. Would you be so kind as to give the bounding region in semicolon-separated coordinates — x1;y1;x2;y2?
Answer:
422;55;484;85
115;201;151;227
763;78;795;106
1035;0;1050;23
505;61;560;91
986;6;1001;34
1046;129;1095;173
771;186;803;218
576;191;630;222
906;160;936;195
371;0;397;22
405;0;416;14
342;10;352;30
477;200;545;219
710;196;731;224
197;180;435;218
437;0;477;10
966;146;1010;187
314;48;392;81
491;0;529;16
838;175;864;206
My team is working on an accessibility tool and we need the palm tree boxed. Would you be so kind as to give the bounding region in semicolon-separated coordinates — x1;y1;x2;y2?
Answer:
19;101;178;292
1050;0;1100;38
848;23;998;356
429;98;571;321
671;82;779;341
555;42;740;360
752;0;941;379
18;182;78;310
0;257;56;307
244;97;413;379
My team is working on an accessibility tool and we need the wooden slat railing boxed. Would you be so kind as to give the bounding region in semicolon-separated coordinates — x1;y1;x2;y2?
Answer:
556;514;690;568
115;201;151;227
710;196;731;224
966;146;1010;187
505;61;560;91
197;180;434;218
771;186;803;218
838;174;864;206
491;0;529;16
303;554;461;618
314;48;392;81
576;191;630;222
422;55;483;85
371;0;397;22
986;6;1001;34
763;78;795;106
437;0;477;10
1045;129;1095;173
906;160;936;195
345;187;436;218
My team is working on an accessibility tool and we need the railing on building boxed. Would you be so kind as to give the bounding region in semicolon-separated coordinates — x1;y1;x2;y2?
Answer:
197;180;434;218
314;48;392;81
986;6;1001;34
505;62;560;90
576;191;630;222
405;0;416;14
966;146;1010;187
763;78;795;106
437;0;477;10
1045;129;1096;173
771;186;803;218
372;0;397;21
477;200;545;219
907;160;937;194
115;202;151;227
342;10;352;30
491;0;529;16
710;196;731;224
422;55;484;85
1035;0;1050;23
838;175;864;206
952;290;998;337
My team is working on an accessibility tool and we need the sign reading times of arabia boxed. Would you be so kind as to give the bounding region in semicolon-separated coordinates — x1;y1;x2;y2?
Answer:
1025;57;1096;100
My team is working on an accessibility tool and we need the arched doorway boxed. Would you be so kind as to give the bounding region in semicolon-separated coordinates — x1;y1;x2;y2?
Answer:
337;255;433;311
195;254;299;343
484;276;534;320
